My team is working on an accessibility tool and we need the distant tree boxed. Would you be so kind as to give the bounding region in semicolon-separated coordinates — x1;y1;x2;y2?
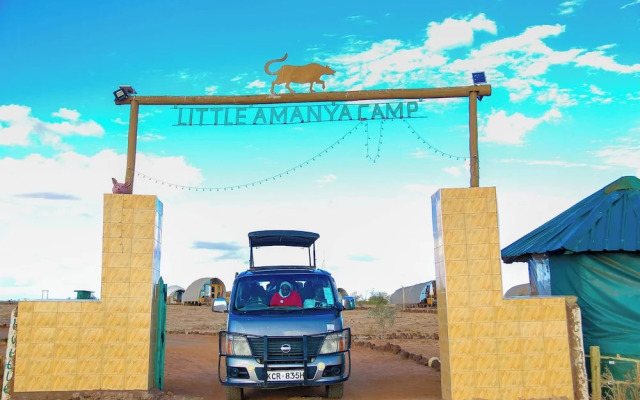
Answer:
367;290;389;306
351;292;363;302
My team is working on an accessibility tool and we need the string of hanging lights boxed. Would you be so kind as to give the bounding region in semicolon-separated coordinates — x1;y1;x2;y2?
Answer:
365;120;384;163
136;121;364;191
403;120;468;160
136;119;467;191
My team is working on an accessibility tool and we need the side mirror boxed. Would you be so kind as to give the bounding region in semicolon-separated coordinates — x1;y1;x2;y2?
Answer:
212;298;228;313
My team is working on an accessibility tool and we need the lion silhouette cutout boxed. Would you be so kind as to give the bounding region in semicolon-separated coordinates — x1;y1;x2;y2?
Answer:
264;53;335;95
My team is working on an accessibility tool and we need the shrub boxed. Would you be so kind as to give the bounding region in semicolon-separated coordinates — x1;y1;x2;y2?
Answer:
367;291;389;306
367;303;397;338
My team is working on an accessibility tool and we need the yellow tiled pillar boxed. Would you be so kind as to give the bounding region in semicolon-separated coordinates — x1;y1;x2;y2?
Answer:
101;194;163;391
13;194;163;394
432;187;580;400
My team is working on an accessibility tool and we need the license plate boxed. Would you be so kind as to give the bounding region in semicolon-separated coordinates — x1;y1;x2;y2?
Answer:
267;369;304;381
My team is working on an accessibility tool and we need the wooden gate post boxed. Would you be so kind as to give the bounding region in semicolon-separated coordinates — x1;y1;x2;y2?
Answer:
124;98;139;192
469;90;479;187
590;345;602;400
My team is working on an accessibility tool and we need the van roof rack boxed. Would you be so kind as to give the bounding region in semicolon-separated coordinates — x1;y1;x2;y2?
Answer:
248;230;319;269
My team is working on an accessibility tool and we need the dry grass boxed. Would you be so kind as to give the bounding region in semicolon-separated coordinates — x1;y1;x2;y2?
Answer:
603;367;640;400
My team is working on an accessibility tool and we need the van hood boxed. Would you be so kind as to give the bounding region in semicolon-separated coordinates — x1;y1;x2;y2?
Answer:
228;309;343;336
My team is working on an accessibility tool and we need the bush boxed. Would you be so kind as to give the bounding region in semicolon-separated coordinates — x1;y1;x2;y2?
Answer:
367;303;397;338
366;291;389;306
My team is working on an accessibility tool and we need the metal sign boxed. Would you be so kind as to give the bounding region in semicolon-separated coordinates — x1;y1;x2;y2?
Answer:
174;101;420;126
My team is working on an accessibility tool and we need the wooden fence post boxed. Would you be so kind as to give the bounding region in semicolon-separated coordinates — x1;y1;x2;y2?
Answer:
590;345;601;400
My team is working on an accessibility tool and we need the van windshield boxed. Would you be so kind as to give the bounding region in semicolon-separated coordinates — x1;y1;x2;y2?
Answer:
233;274;336;311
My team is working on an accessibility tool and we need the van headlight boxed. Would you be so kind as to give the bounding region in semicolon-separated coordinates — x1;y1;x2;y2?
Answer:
319;331;349;354
226;334;252;356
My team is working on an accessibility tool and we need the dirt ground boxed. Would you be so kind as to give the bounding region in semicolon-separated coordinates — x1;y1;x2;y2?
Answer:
1;302;443;400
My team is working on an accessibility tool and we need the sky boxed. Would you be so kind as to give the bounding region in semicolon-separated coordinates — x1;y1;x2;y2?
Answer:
1;0;639;301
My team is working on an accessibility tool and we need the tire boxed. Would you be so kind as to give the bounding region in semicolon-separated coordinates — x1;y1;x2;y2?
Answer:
225;386;243;400
326;382;344;398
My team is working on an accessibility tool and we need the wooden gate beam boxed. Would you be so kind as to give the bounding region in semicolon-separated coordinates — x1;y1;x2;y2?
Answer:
116;85;491;106
115;85;491;191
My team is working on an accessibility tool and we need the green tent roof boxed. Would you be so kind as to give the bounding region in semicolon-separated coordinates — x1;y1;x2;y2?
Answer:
502;176;640;263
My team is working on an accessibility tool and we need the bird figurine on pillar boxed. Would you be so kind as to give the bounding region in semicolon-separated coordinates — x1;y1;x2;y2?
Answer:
112;178;132;194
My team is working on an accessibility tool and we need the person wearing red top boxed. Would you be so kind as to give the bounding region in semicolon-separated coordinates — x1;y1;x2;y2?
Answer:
270;281;302;307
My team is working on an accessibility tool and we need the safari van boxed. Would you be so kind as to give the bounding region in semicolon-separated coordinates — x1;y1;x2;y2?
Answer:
214;230;352;400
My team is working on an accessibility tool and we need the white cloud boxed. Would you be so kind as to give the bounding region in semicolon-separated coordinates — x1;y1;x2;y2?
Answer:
52;108;80;122
471;24;566;62
409;147;429;159
535;84;577;107
139;132;165;142
574;50;640;73
0;105;33;145
247;80;266;89
621;0;640;9
205;85;218;95
315;174;337;184
443;166;462;176
461;24;584;81
581;84;614;104
424;13;497;52
320;15;639;106
595;138;640;174
481;108;562;145
627;92;640;101
558;0;585;15
589;84;606;96
501;158;592;168
500;77;543;102
0;148;205;300
0;105;104;148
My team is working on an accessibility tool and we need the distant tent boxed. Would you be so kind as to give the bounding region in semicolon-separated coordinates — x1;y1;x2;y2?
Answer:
167;285;185;304
337;288;349;300
504;283;530;297
183;277;226;305
389;282;427;305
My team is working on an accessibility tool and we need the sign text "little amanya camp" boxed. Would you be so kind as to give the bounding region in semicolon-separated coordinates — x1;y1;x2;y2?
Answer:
174;101;420;126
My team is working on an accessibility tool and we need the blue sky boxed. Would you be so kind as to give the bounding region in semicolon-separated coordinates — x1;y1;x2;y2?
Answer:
1;0;639;300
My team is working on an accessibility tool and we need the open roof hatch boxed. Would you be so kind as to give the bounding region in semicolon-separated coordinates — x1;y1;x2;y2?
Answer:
248;230;319;270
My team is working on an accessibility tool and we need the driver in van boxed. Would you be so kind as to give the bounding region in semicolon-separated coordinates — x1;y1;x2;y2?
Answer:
303;284;328;308
270;281;302;307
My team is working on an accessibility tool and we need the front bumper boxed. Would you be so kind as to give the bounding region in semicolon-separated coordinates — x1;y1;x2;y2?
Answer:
218;328;351;388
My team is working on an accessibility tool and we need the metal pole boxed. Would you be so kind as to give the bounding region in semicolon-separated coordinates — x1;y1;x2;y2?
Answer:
125;98;140;193
402;286;405;310
469;91;479;187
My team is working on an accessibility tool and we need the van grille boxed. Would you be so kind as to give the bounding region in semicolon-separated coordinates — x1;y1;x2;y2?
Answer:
247;336;325;361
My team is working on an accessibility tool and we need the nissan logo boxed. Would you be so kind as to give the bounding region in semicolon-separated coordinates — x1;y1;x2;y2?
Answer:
280;344;291;353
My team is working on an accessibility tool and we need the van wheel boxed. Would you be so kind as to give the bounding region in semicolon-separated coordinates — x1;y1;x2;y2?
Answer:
326;382;344;398
226;386;243;400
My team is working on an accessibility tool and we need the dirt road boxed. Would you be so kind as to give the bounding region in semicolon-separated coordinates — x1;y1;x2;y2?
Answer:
164;333;442;400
